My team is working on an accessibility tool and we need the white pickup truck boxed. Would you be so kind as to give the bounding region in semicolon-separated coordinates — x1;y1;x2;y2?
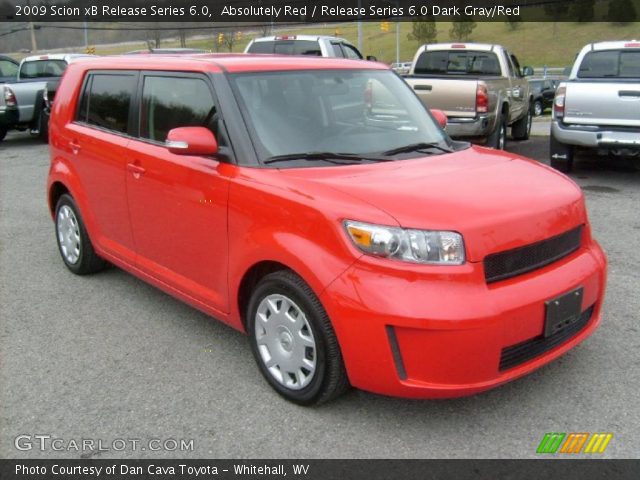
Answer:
550;41;640;172
404;43;533;150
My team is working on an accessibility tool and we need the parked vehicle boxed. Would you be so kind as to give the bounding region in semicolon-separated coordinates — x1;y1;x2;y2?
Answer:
1;53;93;143
391;62;412;75
245;35;376;60
0;55;19;83
48;55;606;405
528;78;559;116
0;85;18;142
404;43;533;149
551;41;640;172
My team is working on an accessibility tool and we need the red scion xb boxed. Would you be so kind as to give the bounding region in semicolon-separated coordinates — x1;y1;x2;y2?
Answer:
47;55;607;405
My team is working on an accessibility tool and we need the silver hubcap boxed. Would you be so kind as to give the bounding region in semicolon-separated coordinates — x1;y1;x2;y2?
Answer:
254;294;317;390
499;125;506;149
534;103;542;116
57;205;81;264
527;112;532;133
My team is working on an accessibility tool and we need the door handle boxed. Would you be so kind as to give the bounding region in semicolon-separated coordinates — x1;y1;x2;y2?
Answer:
127;162;146;179
69;141;81;155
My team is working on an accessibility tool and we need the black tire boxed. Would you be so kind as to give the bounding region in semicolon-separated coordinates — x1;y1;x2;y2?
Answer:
487;114;507;150
549;133;574;173
511;106;532;141
54;194;106;275
0;127;6;143
247;270;349;406
533;100;543;117
38;109;49;143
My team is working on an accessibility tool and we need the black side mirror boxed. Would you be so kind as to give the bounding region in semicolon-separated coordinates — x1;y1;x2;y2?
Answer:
366;55;377;62
522;66;534;76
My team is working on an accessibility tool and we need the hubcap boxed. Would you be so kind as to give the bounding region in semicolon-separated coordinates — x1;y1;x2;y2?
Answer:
57;205;81;264
254;294;317;390
527;112;532;133
499;125;506;149
534;103;542;116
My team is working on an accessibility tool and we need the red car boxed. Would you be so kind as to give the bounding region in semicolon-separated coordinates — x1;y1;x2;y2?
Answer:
47;55;607;405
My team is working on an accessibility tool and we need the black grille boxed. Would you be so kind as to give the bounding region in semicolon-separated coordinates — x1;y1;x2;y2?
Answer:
484;226;583;283
499;304;595;371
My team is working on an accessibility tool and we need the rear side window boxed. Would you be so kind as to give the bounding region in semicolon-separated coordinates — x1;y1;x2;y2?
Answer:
247;40;322;56
0;59;18;78
331;43;345;58
414;51;501;75
77;73;136;134
342;44;363;60
140;76;216;142
20;60;67;79
578;49;640;78
247;41;274;54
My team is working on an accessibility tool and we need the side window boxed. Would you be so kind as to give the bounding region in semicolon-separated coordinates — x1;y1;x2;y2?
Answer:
510;54;523;78
342;44;363;60
504;53;516;78
0;59;18;78
140;76;217;143
247;41;274;54
77;73;136;134
331;43;345;58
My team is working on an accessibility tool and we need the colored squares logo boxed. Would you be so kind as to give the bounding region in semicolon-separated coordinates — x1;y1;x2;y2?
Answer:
537;433;613;454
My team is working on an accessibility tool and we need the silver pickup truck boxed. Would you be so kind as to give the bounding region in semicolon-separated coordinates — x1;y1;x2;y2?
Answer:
0;53;92;143
404;43;533;150
550;41;640;172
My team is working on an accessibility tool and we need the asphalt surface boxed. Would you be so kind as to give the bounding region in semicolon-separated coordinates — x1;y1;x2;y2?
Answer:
1;132;638;459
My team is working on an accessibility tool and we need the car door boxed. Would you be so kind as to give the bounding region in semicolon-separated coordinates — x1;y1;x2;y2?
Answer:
125;72;231;313
65;71;138;263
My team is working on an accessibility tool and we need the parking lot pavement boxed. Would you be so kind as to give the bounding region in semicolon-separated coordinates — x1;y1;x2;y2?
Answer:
530;116;551;137
1;132;638;459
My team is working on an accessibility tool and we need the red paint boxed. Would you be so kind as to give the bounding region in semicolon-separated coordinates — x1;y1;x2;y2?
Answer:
47;55;607;399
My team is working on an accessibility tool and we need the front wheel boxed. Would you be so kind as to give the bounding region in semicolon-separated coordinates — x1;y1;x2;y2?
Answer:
55;194;105;275
533;100;543;117
247;270;349;405
487;115;507;150
511;107;532;140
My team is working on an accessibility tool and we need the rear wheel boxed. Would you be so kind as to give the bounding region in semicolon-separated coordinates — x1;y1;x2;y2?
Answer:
0;128;6;142
247;270;349;405
512;107;532;140
533;100;543;117
55;194;105;275
487;115;507;150
549;133;574;173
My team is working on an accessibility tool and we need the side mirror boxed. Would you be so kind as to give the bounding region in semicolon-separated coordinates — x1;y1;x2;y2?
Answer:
166;127;218;156
366;55;377;62
430;109;447;129
522;66;534;77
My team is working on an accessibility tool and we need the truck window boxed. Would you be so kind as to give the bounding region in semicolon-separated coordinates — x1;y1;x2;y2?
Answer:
140;76;217;143
578;49;640;78
509;54;523;78
20;60;67;79
331;43;345;58
342;44;363;60
414;51;501;75
77;73;136;134
274;40;322;56
0;59;18;78
246;41;274;54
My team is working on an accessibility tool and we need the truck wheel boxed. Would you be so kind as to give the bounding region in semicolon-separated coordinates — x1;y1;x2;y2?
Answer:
549;134;574;173
487;116;507;150
512;107;532;140
38;110;49;143
533;100;543;117
0;128;6;143
247;270;349;406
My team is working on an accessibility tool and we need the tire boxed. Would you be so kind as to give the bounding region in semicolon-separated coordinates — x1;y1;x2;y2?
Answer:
54;194;105;275
38;109;49;143
0;128;6;143
247;270;349;406
549;133;574;173
511;106;532;141
487;114;507;150
533;100;543;117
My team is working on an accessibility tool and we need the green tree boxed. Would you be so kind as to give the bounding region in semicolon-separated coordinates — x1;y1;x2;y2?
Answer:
449;21;477;42
570;0;595;21
407;18;437;45
607;0;638;24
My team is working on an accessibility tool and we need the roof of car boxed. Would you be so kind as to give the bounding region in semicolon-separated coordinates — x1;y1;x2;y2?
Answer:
21;53;96;63
69;54;387;73
251;35;351;43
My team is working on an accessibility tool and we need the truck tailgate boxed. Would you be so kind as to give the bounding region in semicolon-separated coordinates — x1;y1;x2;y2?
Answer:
406;78;477;118
564;81;640;127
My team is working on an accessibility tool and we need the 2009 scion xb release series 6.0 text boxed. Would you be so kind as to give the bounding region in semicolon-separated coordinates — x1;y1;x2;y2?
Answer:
47;55;607;405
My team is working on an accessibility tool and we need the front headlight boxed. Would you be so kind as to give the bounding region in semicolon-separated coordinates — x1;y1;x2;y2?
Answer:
344;220;465;265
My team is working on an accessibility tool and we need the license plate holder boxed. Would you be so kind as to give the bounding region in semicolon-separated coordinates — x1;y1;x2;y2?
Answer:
544;287;583;338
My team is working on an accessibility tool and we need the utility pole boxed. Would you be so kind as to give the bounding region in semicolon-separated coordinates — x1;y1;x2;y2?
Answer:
29;21;37;52
395;22;400;64
357;0;362;52
83;21;88;48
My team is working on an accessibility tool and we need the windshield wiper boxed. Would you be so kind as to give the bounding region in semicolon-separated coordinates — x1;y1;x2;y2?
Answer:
263;152;392;165
383;142;454;156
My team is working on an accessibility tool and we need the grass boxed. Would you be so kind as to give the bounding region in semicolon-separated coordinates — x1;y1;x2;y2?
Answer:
53;21;640;68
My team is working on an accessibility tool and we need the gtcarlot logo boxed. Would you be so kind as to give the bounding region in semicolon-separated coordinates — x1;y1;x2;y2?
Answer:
14;434;194;453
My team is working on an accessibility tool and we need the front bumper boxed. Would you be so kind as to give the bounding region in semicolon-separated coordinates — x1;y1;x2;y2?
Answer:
321;239;607;399
446;113;497;141
552;120;640;149
0;106;19;128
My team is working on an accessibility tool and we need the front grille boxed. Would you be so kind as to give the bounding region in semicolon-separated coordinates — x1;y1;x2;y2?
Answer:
484;226;583;283
499;304;595;371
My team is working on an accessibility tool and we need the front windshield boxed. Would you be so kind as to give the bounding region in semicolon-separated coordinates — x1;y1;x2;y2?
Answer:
230;69;450;165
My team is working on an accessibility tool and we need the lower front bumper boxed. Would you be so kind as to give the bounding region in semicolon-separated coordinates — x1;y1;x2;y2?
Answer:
321;240;607;399
552;120;640;149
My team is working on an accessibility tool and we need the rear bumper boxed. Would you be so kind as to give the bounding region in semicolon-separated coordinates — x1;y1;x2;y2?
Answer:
322;239;607;399
552;120;640;149
446;113;497;140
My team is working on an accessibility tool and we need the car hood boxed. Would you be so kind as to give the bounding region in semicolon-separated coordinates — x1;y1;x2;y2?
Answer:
277;146;586;262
